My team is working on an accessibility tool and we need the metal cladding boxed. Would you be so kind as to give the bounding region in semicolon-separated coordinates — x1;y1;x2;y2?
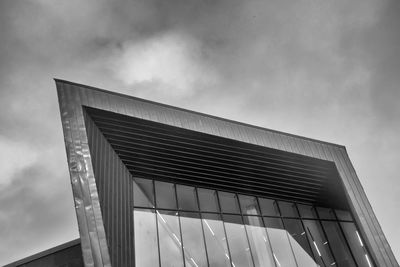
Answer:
56;79;399;267
85;106;347;209
84;110;134;266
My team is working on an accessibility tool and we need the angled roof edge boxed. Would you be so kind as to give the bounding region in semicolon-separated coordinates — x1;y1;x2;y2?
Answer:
3;239;81;267
54;78;346;149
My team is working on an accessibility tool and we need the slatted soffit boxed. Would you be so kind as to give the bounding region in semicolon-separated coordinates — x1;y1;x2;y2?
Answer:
56;79;399;267
85;107;347;209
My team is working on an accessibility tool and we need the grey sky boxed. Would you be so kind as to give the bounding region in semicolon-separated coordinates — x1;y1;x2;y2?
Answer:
0;0;399;265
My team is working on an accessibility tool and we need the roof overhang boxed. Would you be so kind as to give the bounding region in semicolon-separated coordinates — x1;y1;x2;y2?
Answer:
55;79;398;267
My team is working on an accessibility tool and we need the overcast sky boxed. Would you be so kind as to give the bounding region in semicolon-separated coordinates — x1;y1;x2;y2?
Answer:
0;0;399;265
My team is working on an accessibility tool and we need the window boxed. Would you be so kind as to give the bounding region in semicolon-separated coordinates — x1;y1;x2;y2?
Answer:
133;177;373;267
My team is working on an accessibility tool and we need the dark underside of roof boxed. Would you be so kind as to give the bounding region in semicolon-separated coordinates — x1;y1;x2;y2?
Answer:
84;106;349;209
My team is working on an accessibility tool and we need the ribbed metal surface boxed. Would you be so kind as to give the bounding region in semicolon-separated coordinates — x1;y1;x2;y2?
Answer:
86;107;347;209
57;82;111;267
56;79;399;267
84;110;134;267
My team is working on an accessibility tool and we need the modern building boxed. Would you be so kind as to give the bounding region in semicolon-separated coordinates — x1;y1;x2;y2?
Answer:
6;80;398;267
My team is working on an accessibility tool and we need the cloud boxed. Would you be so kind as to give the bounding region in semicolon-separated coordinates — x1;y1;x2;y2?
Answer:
111;31;218;98
0;137;37;186
0;0;399;264
0;162;77;264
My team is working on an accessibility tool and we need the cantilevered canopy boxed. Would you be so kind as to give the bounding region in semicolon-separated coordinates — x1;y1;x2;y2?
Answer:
85;106;348;209
56;79;398;267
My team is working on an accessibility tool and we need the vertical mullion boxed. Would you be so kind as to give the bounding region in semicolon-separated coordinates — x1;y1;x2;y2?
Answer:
117;154;121;267
276;202;299;267
214;190;234;267
216;191;234;267
305;226;328;267
106;139;113;262
112;149;118;266
196;188;210;267
333;212;360;267
294;203;318;263
153;179;162;267
236;194;256;267
256;197;278;267
315;207;338;265
175;183;186;267
130;175;135;266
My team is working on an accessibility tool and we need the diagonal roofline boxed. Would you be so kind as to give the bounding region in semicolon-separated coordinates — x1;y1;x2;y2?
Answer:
54;78;346;149
3;239;81;267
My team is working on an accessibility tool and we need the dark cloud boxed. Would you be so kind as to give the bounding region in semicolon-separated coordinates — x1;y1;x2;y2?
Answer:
0;0;399;264
0;162;76;263
364;0;400;120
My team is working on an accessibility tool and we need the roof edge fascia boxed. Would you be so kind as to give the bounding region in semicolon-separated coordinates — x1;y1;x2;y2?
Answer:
54;78;346;150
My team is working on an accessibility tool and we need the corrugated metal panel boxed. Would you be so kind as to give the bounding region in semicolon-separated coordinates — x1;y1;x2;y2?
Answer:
56;81;111;267
4;239;83;267
86;107;347;209
84;110;134;267
55;79;399;267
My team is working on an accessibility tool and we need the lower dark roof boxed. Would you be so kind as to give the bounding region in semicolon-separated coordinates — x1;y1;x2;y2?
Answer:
4;239;82;267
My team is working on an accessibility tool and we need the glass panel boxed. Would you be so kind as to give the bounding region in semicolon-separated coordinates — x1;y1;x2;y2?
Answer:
133;178;155;208
219;192;240;214
157;210;184;267
316;207;335;220
180;212;208;267
243;216;275;267
335;209;353;221
321;221;357;267
278;201;298;217
341;222;374;267
297;204;317;219
134;208;159;267
202;213;231;267
303;220;336;266
239;195;260;215
258;198;280;216
223;214;254;267
282;219;318;267
155;181;177;209
177;185;199;211
198;188;220;212
263;217;297;267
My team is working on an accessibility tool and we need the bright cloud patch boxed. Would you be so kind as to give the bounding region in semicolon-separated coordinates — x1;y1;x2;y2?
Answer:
113;32;217;97
0;138;37;186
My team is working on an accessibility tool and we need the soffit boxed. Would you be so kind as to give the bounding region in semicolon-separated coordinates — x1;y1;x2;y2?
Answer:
85;107;348;209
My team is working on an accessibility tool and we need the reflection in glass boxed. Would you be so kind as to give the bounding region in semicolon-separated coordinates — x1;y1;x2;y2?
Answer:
263;217;297;267
219;192;240;214
341;222;373;267
133;178;374;267
335;209;353;221
134;209;159;267
239;195;260;215
321;221;356;267
223;215;254;267
303;220;336;266
133;178;154;207
198;188;220;212
157;210;184;267
155;181;177;209
283;219;317;267
316;207;335;220
243;216;275;267
278;201;298;217
180;212;208;267
258;198;280;216
202;213;231;267
297;204;317;219
177;185;199;211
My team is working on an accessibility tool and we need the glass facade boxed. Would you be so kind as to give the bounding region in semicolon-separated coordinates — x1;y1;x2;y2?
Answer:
133;177;374;267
